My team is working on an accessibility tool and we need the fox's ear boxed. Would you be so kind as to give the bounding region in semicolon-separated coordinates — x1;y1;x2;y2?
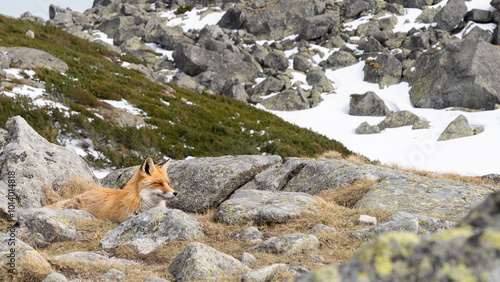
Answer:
141;157;155;175
158;159;171;172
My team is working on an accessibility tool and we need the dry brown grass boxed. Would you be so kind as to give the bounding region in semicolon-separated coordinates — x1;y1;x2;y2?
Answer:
30;176;398;281
1;255;53;282
318;179;377;208
317;150;343;159
42;176;99;206
388;164;500;187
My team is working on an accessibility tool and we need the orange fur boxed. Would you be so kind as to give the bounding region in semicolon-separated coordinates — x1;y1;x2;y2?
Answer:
45;158;177;223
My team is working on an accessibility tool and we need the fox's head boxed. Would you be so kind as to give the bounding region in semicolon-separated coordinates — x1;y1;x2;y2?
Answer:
136;157;177;206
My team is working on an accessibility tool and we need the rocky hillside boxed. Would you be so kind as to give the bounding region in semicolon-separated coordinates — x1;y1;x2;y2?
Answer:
0;14;351;172
1;115;499;281
11;0;500;175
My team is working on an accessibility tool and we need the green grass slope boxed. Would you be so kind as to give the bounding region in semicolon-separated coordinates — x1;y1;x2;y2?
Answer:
0;15;352;168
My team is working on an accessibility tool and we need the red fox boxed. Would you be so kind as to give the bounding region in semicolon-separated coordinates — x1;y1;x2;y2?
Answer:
46;157;177;223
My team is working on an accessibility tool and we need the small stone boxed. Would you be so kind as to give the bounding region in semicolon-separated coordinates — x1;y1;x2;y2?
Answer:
438;115;475;141
239;252;257;268
102;269;126;279
310;224;336;233
474;126;484;135
357;215;377;225
412;120;431;130
235;227;263;244
42;273;68;282
25;30;35;39
355;122;381;134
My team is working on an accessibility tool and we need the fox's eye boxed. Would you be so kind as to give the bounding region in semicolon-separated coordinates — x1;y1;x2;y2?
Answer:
155;182;163;186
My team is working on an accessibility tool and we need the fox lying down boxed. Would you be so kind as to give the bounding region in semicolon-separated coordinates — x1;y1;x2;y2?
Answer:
46;157;177;223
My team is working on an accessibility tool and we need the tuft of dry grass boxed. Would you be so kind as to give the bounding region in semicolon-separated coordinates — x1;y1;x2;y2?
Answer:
2;255;53;282
318;179;377;208
345;154;371;164
388;164;500;187
42;176;99;206
317;150;343;159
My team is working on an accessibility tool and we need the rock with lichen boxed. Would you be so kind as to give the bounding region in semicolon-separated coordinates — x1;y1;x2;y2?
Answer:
17;208;95;248
247;233;320;255
100;207;204;255
438;115;476;141
355;175;499;219
290;191;500;281
214;189;318;225
169;242;250;282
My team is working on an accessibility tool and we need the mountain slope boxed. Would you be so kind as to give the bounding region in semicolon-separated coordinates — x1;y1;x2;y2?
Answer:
0;15;351;169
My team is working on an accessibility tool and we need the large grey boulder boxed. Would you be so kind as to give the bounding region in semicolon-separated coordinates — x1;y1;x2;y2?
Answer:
434;0;467;31
97;16;135;38
0;116;96;214
218;0;319;39
385;0;433;8
298;12;340;41
346;212;457;239
409;40;500;110
252;76;286;96
214;189;318;225
355;174;499;218
0;47;68;73
259;89;312;111
100;207;204;255
377;110;422;130
17;208;95;247
296;190;500;281
263;51;289;71
325;51;358;70
246;233;320;255
173;44;260;83
306;68;334;92
437;114;475;141
281;158;403;194
344;0;372;18
166;155;281;213
349;91;391;116
0;233;52;278
293;55;313;72
363;54;402;88
222;78;249;102
168;242;250;282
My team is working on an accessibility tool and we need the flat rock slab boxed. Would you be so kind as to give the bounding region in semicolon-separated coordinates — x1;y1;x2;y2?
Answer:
169;242;250;282
246;233;319;255
355;175;499;218
17;208;95;248
166;155;281;213
214;189;318;225
100;207;204;255
0;116;96;213
346;212;457;239
282;158;403;194
52;251;136;267
0;47;69;72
